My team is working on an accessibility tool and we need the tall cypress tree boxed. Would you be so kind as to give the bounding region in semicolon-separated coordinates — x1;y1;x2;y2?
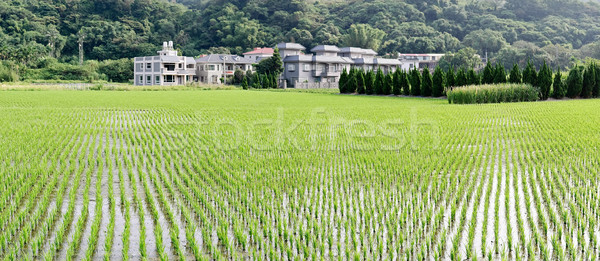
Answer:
357;70;366;94
467;68;479;85
509;63;522;83
566;66;583;98
482;62;494;84
523;61;537;87
374;69;384;94
365;70;375;95
582;63;596;98
392;70;402;95
552;69;565;99
339;68;348;93
421;67;433;97
446;67;455;88
432;66;445;97
410;68;421;96
384;72;393;95
493;63;506;84
401;71;410;95
594;63;600;98
538;61;552;100
455;67;467;87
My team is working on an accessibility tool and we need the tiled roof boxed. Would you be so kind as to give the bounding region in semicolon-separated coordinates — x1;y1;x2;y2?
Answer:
243;48;274;55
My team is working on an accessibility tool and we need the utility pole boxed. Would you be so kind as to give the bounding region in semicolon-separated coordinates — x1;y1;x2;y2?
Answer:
78;30;85;66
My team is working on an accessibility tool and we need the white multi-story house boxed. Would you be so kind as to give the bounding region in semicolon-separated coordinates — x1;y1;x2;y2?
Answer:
398;53;445;71
133;41;196;86
195;54;254;84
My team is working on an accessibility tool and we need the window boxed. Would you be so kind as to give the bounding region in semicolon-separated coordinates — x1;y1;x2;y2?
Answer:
207;65;216;71
304;64;310;71
165;75;175;83
165;64;175;71
146;63;151;69
179;63;182;68
155;76;160;84
139;76;143;84
287;64;296;71
146;75;151;84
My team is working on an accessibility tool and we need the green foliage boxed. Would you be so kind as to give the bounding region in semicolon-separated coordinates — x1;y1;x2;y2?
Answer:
383;73;393;95
255;48;283;76
523;61;538;87
421;67;433;97
438;48;481;71
400;71;410;95
241;76;248;90
446;67;456;88
342;24;386;52
566;66;583;98
374;69;385;95
482;63;494;84
432;66;444;97
581;63;596;98
347;69;358;93
365;70;375;95
98;59;133;83
339;68;348;93
448;84;539;104
0;62;19;82
493;63;506;84
551;70;565;99
537;61;552;100
594;64;600;98
455;68;467;87
392;70;402;95
409;68;421;96
357;70;366;94
509;64;522;84
467;68;479;86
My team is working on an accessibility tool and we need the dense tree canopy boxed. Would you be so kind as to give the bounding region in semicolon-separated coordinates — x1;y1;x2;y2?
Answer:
1;0;600;81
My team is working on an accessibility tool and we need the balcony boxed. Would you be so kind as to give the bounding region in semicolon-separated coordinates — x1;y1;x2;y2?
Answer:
314;70;340;77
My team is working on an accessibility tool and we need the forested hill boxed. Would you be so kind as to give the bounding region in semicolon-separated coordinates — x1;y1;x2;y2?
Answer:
1;0;600;70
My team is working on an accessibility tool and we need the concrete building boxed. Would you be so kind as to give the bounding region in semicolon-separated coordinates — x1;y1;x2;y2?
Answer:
243;47;274;63
195;54;254;84
133;41;196;86
398;53;445;71
278;43;401;87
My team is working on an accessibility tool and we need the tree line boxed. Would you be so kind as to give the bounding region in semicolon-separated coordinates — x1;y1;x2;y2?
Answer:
339;61;600;100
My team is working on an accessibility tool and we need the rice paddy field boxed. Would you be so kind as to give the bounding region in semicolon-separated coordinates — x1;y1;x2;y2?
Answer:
0;90;599;260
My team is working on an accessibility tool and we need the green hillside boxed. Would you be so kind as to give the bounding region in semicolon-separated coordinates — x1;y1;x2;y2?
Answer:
1;0;600;81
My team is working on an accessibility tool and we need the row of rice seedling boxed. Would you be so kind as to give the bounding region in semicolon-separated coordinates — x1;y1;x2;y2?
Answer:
1;91;599;260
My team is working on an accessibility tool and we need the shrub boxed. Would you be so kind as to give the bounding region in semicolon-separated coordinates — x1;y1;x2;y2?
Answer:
493;63;506;84
455;68;467;87
383;72;393;95
0;63;19;82
339;68;348;93
365;70;375;95
447;83;539;104
446;67;456;87
374;69;384;95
